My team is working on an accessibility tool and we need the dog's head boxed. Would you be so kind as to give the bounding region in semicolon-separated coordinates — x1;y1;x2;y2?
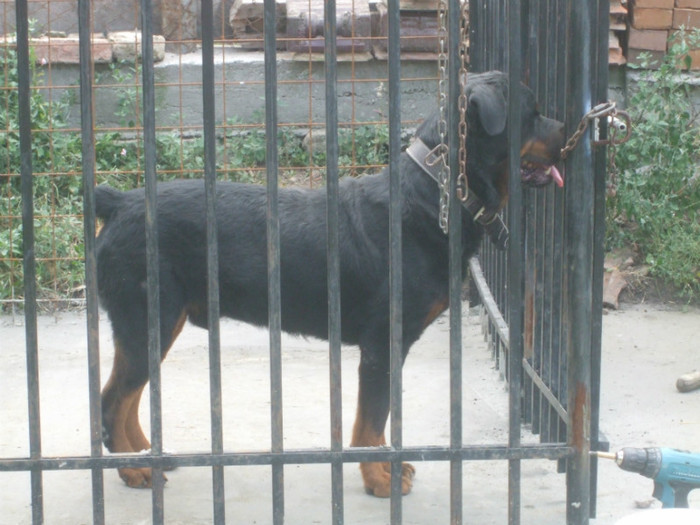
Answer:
416;71;565;212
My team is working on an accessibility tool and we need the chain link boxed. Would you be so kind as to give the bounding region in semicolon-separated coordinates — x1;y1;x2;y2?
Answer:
436;0;450;233
435;0;469;232
559;101;632;196
560;101;631;159
456;0;469;203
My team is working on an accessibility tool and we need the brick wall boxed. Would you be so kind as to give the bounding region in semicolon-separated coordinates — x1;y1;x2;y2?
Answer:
628;0;700;69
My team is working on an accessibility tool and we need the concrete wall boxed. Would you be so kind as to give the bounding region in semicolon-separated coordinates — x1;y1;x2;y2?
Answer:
37;47;652;133
39;48;441;130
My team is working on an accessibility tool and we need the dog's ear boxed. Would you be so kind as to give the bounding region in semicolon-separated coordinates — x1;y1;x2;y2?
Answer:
468;84;507;136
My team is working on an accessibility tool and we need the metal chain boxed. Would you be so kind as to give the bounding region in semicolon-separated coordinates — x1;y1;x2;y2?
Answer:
434;0;469;232
560;101;631;159
456;0;469;203
560;101;632;196
435;0;450;233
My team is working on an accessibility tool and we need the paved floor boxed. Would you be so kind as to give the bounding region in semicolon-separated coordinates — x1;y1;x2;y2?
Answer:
1;304;699;524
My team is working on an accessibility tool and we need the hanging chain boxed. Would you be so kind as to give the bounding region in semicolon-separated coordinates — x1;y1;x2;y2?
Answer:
434;0;469;233
435;0;450;233
456;0;469;203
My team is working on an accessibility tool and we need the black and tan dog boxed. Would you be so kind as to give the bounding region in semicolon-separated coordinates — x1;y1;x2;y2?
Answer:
95;71;565;496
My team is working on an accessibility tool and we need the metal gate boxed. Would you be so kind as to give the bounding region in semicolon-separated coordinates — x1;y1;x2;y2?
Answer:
1;0;607;523
468;1;610;523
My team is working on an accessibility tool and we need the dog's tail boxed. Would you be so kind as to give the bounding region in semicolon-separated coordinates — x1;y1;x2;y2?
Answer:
94;185;125;223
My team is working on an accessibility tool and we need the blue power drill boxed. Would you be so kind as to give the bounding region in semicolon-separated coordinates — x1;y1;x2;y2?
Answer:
596;447;700;508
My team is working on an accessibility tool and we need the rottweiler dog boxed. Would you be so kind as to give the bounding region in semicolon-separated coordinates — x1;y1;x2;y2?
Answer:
95;71;565;496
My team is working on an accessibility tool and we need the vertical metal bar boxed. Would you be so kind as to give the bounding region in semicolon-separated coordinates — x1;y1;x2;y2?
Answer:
263;0;284;522
468;0;480;70
386;0;403;519
323;1;343;523
507;1;523;524
77;0;105;521
565;0;593;522
15;1;43;522
201;0;225;521
553;0;568;445
589;0;609;517
446;0;462;523
139;0;165;521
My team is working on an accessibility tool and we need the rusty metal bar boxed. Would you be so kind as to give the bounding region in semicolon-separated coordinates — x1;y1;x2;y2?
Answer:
386;0;404;519
446;0;464;523
0;443;574;471
323;0;344;522
15;0;43;521
590;0;611;517
77;0;105;522
139;0;165;521
564;0;594;522
200;0;226;521
263;0;284;522
506;2;524;523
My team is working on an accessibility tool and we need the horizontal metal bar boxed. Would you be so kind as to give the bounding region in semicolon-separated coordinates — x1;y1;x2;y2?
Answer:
521;359;568;422
0;444;573;472
469;257;509;348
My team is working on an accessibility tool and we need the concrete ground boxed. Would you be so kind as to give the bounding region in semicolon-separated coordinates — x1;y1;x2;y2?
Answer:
1;303;699;524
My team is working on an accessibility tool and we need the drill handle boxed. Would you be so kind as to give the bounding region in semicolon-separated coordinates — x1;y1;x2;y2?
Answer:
653;481;691;508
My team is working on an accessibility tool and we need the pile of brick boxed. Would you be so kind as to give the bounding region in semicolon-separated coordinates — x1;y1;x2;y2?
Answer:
628;0;700;68
610;1;629;65
1;31;166;65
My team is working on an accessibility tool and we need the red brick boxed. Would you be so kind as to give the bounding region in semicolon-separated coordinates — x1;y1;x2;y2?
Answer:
676;0;700;9
609;48;627;65
632;8;674;28
673;7;700;27
628;28;670;50
634;0;674;8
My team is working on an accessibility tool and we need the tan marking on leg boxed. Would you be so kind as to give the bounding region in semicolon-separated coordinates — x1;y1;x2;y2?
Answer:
351;395;415;497
120;310;187;483
123;310;186;454
112;388;156;488
422;297;448;330
102;340;135;454
125;385;149;452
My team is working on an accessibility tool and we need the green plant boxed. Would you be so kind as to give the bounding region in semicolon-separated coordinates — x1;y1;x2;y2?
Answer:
0;40;400;306
607;29;700;298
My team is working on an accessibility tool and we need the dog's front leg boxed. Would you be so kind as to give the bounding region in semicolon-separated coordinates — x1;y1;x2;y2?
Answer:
350;348;415;497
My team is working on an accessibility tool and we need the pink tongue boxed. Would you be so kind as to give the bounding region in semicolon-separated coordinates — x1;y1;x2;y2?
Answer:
551;165;564;187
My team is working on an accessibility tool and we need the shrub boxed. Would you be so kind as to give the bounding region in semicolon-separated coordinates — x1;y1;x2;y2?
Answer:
0;45;399;306
606;29;700;299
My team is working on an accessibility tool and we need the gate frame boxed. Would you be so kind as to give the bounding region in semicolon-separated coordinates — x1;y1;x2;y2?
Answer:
2;0;607;524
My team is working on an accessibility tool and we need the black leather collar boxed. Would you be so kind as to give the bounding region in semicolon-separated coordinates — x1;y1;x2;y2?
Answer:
406;138;509;250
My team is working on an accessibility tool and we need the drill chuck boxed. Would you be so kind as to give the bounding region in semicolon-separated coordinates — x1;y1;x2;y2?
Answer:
616;447;662;479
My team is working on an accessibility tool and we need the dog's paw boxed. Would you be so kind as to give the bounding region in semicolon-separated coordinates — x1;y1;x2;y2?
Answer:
118;467;168;489
360;461;415;498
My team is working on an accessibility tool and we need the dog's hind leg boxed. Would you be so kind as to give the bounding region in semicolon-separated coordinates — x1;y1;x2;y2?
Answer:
122;311;187;455
350;346;415;497
101;292;187;488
